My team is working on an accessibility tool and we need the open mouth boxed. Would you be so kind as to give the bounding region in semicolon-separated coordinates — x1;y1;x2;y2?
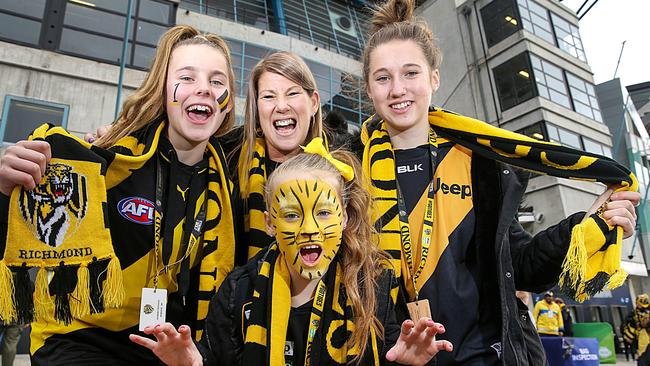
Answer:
186;104;214;122
273;118;297;135
390;101;412;111
298;244;322;266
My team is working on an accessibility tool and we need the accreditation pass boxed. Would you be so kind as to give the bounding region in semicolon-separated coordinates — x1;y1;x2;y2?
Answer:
139;287;167;331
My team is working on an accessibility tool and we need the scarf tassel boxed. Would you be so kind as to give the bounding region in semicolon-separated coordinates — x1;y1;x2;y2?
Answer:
34;265;52;321
102;255;125;309
14;263;35;324
0;260;17;324
558;224;587;299
71;263;91;318
51;262;77;325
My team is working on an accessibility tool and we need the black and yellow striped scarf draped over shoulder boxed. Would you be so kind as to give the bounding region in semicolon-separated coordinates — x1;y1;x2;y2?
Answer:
362;107;638;301
242;243;380;365
239;138;273;259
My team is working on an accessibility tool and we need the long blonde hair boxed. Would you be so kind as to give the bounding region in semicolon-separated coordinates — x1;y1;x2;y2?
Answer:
238;51;323;197
362;0;442;88
96;25;236;148
265;150;388;362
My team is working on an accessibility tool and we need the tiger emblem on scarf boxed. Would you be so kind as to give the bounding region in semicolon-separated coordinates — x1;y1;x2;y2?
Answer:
19;162;88;248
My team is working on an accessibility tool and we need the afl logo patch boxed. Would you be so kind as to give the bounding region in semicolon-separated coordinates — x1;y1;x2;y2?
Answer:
118;197;155;225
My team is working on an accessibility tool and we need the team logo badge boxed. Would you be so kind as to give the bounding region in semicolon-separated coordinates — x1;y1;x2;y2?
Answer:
118;197;155;225
143;304;154;314
19;163;88;248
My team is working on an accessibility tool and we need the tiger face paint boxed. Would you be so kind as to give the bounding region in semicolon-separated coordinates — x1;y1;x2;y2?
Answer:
270;178;344;280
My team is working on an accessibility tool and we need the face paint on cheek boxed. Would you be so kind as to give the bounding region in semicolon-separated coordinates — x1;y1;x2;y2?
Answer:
170;83;180;106
270;178;344;281
216;89;229;113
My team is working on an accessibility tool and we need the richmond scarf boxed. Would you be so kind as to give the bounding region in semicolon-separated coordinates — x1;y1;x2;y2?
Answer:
0;122;235;335
242;243;380;366
362;107;638;301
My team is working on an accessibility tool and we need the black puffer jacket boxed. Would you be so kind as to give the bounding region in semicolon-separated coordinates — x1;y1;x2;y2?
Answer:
462;154;583;365
197;248;402;366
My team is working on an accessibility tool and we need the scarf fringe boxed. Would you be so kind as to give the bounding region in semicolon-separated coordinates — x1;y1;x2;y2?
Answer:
558;224;587;296
88;258;105;314
51;263;76;325
102;256;125;309
71;264;91;318
15;264;34;324
34;265;52;321
0;260;16;324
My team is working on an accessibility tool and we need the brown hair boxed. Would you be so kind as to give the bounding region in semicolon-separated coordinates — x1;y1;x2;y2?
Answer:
362;0;442;87
265;149;388;362
96;25;236;148
238;51;323;197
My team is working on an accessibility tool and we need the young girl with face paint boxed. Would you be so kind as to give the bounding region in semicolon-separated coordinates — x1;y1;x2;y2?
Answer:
129;140;453;366
0;25;238;365
361;0;640;365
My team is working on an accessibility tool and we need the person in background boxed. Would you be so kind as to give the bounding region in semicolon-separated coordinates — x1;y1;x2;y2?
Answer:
0;323;26;366
554;298;573;337
623;294;650;361
533;292;564;337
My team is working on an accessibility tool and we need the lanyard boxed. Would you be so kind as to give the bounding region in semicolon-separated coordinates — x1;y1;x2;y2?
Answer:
304;277;328;366
152;156;207;290
395;128;438;300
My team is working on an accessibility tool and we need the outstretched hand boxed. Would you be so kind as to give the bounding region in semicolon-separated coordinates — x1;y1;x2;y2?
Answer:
385;317;453;365
129;323;203;366
588;187;640;239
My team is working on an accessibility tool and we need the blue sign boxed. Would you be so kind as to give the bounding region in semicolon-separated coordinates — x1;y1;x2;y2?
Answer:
541;337;599;366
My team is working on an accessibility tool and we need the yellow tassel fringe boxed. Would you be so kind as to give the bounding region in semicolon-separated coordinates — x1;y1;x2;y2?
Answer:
103;256;125;308
34;265;52;321
559;223;587;291
0;260;17;323
71;264;91;318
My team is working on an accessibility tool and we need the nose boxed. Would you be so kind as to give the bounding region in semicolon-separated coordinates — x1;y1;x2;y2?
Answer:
389;79;406;98
274;95;290;113
300;215;321;241
195;78;212;97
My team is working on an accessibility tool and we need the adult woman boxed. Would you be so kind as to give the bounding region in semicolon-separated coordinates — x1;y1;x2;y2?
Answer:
0;25;238;365
131;141;453;365
360;0;640;365
227;51;325;259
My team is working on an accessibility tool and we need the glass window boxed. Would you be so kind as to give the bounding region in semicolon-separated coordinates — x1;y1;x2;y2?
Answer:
84;0;130;14
546;123;582;149
133;44;156;69
493;52;536;111
583;136;612;157
0;12;41;45
135;20;167;45
516;122;547;141
1;96;68;145
59;28;128;63
481;0;522;47
530;54;571;109
64;3;129;39
0;0;46;18
138;0;171;24
566;72;603;122
517;0;553;44
551;13;586;62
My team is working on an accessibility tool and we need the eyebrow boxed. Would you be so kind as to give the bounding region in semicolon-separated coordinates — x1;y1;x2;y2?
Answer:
372;63;423;76
175;66;227;77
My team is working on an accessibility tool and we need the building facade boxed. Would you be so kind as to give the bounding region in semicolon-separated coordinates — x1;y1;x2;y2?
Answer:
0;0;370;146
417;0;645;332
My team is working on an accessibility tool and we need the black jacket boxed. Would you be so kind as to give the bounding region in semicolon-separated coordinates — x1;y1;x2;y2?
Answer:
466;154;583;365
197;249;402;366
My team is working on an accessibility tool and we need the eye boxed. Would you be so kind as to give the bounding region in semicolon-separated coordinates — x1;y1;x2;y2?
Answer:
180;76;194;82
284;212;300;220
211;79;224;86
288;90;303;97
316;209;332;218
375;75;389;83
405;70;419;78
260;94;275;100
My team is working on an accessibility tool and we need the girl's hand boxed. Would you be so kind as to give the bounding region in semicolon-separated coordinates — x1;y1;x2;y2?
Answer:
129;323;203;366
0;140;51;196
84;124;111;144
588;188;641;239
385;317;453;366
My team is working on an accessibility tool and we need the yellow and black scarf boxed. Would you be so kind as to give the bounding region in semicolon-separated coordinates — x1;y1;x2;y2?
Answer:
0;122;235;337
242;243;380;365
239;138;273;259
362;107;638;301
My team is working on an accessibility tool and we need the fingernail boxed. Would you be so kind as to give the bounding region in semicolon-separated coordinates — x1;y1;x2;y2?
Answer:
87;137;95;143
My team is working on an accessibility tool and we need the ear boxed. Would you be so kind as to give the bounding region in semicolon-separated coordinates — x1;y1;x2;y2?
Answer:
341;209;348;231
431;69;441;93
264;211;276;237
310;90;321;113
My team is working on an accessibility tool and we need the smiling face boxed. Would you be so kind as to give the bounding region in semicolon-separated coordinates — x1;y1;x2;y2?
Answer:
268;175;344;280
366;40;440;136
165;44;233;154
257;71;320;162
